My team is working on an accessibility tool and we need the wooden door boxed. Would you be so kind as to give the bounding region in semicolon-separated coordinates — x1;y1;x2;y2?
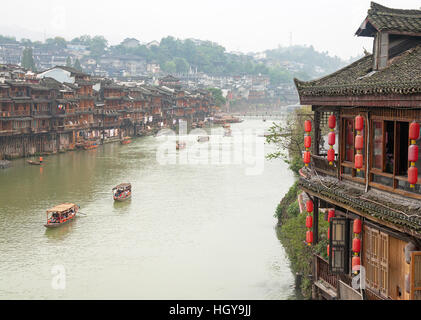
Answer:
411;252;421;300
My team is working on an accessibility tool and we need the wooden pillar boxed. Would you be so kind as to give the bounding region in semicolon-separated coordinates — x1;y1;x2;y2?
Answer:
313;196;319;244
335;109;341;180
313;109;320;156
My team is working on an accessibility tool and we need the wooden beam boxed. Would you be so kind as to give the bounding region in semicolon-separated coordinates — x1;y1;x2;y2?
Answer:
314;196;319;244
300;185;421;240
301;94;421;108
314;109;320;156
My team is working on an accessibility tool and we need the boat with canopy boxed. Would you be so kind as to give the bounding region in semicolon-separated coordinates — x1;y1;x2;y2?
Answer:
44;203;79;228
112;183;132;201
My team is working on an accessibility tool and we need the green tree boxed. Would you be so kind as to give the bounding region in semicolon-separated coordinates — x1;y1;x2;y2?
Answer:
45;37;67;48
89;35;108;58
71;35;91;45
265;106;312;175
0;35;17;44
66;56;72;67
162;61;176;74
174;57;189;74
207;88;226;107
73;58;82;72
21;47;36;71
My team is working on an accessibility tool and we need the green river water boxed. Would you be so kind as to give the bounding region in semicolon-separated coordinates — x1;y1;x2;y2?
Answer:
0;119;297;299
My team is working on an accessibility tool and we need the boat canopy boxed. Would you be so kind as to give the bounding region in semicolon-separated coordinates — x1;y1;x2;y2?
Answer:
47;203;76;213
113;183;131;190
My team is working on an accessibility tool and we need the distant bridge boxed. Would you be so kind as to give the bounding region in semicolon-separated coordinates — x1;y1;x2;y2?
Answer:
230;104;301;120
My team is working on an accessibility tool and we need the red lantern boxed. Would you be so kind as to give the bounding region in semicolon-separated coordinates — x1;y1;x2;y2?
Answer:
355;116;364;132
304;135;311;149
355;135;364;150
328;115;336;130
303;151;311;165
306;215;313;229
352;238;361;253
352;256;361;271
328;132;336;146
327;245;330;257
355;153;363;169
328;209;335;222
409;122;420;141
304;120;312;133
409;144;419;163
327;149;335;163
408;166;418;186
353;219;362;234
306;231;313;244
306;200;313;213
327;228;330;240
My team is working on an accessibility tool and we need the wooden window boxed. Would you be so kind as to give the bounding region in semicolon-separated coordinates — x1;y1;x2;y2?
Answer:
364;225;389;297
370;119;421;196
341;117;365;181
384;121;394;174
372;121;383;170
329;218;350;274
411;252;421;300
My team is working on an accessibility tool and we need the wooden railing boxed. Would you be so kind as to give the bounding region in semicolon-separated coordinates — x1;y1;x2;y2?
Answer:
0;111;30;117
315;254;338;289
311;154;338;177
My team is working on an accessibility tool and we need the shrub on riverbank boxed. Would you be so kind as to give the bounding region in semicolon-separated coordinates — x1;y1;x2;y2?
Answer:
276;188;329;299
274;181;300;224
268;106;330;299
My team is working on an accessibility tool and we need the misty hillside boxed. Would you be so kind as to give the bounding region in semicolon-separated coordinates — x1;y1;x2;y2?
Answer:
0;34;360;85
262;45;362;81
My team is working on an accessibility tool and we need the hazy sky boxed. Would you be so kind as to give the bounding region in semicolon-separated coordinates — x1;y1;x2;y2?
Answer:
1;0;420;59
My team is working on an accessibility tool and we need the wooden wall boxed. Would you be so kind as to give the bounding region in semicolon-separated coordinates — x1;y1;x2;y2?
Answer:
389;236;411;300
0;132;72;159
363;225;412;300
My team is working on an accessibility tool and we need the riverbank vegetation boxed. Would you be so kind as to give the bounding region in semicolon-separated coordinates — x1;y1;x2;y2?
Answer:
267;107;328;299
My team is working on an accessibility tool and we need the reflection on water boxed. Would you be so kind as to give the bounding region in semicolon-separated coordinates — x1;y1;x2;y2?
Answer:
44;220;77;242
0;119;297;299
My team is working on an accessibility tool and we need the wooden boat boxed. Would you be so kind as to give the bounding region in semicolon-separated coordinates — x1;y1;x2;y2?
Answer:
120;137;132;145
83;140;98;150
27;156;44;165
176;141;186;150
113;183;132;202
44;203;79;228
0;160;11;169
27;160;41;165
197;136;210;142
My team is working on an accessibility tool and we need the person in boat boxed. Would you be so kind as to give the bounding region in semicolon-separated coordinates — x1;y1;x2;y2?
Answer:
51;212;59;223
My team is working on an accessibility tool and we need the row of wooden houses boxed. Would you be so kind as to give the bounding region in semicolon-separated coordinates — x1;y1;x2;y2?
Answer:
0;68;217;159
294;2;421;300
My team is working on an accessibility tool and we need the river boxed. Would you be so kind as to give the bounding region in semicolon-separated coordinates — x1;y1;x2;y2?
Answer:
0;119;297;299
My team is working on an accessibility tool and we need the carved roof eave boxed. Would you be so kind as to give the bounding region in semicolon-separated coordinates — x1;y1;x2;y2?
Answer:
299;176;421;239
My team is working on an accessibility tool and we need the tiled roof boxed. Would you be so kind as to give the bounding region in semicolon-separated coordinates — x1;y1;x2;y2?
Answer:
357;2;421;36
295;45;421;97
299;173;421;236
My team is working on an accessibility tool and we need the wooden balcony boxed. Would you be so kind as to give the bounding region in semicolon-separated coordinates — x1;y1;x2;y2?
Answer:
0;110;31;118
31;127;50;134
311;154;338;177
315;254;338;290
313;254;356;300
